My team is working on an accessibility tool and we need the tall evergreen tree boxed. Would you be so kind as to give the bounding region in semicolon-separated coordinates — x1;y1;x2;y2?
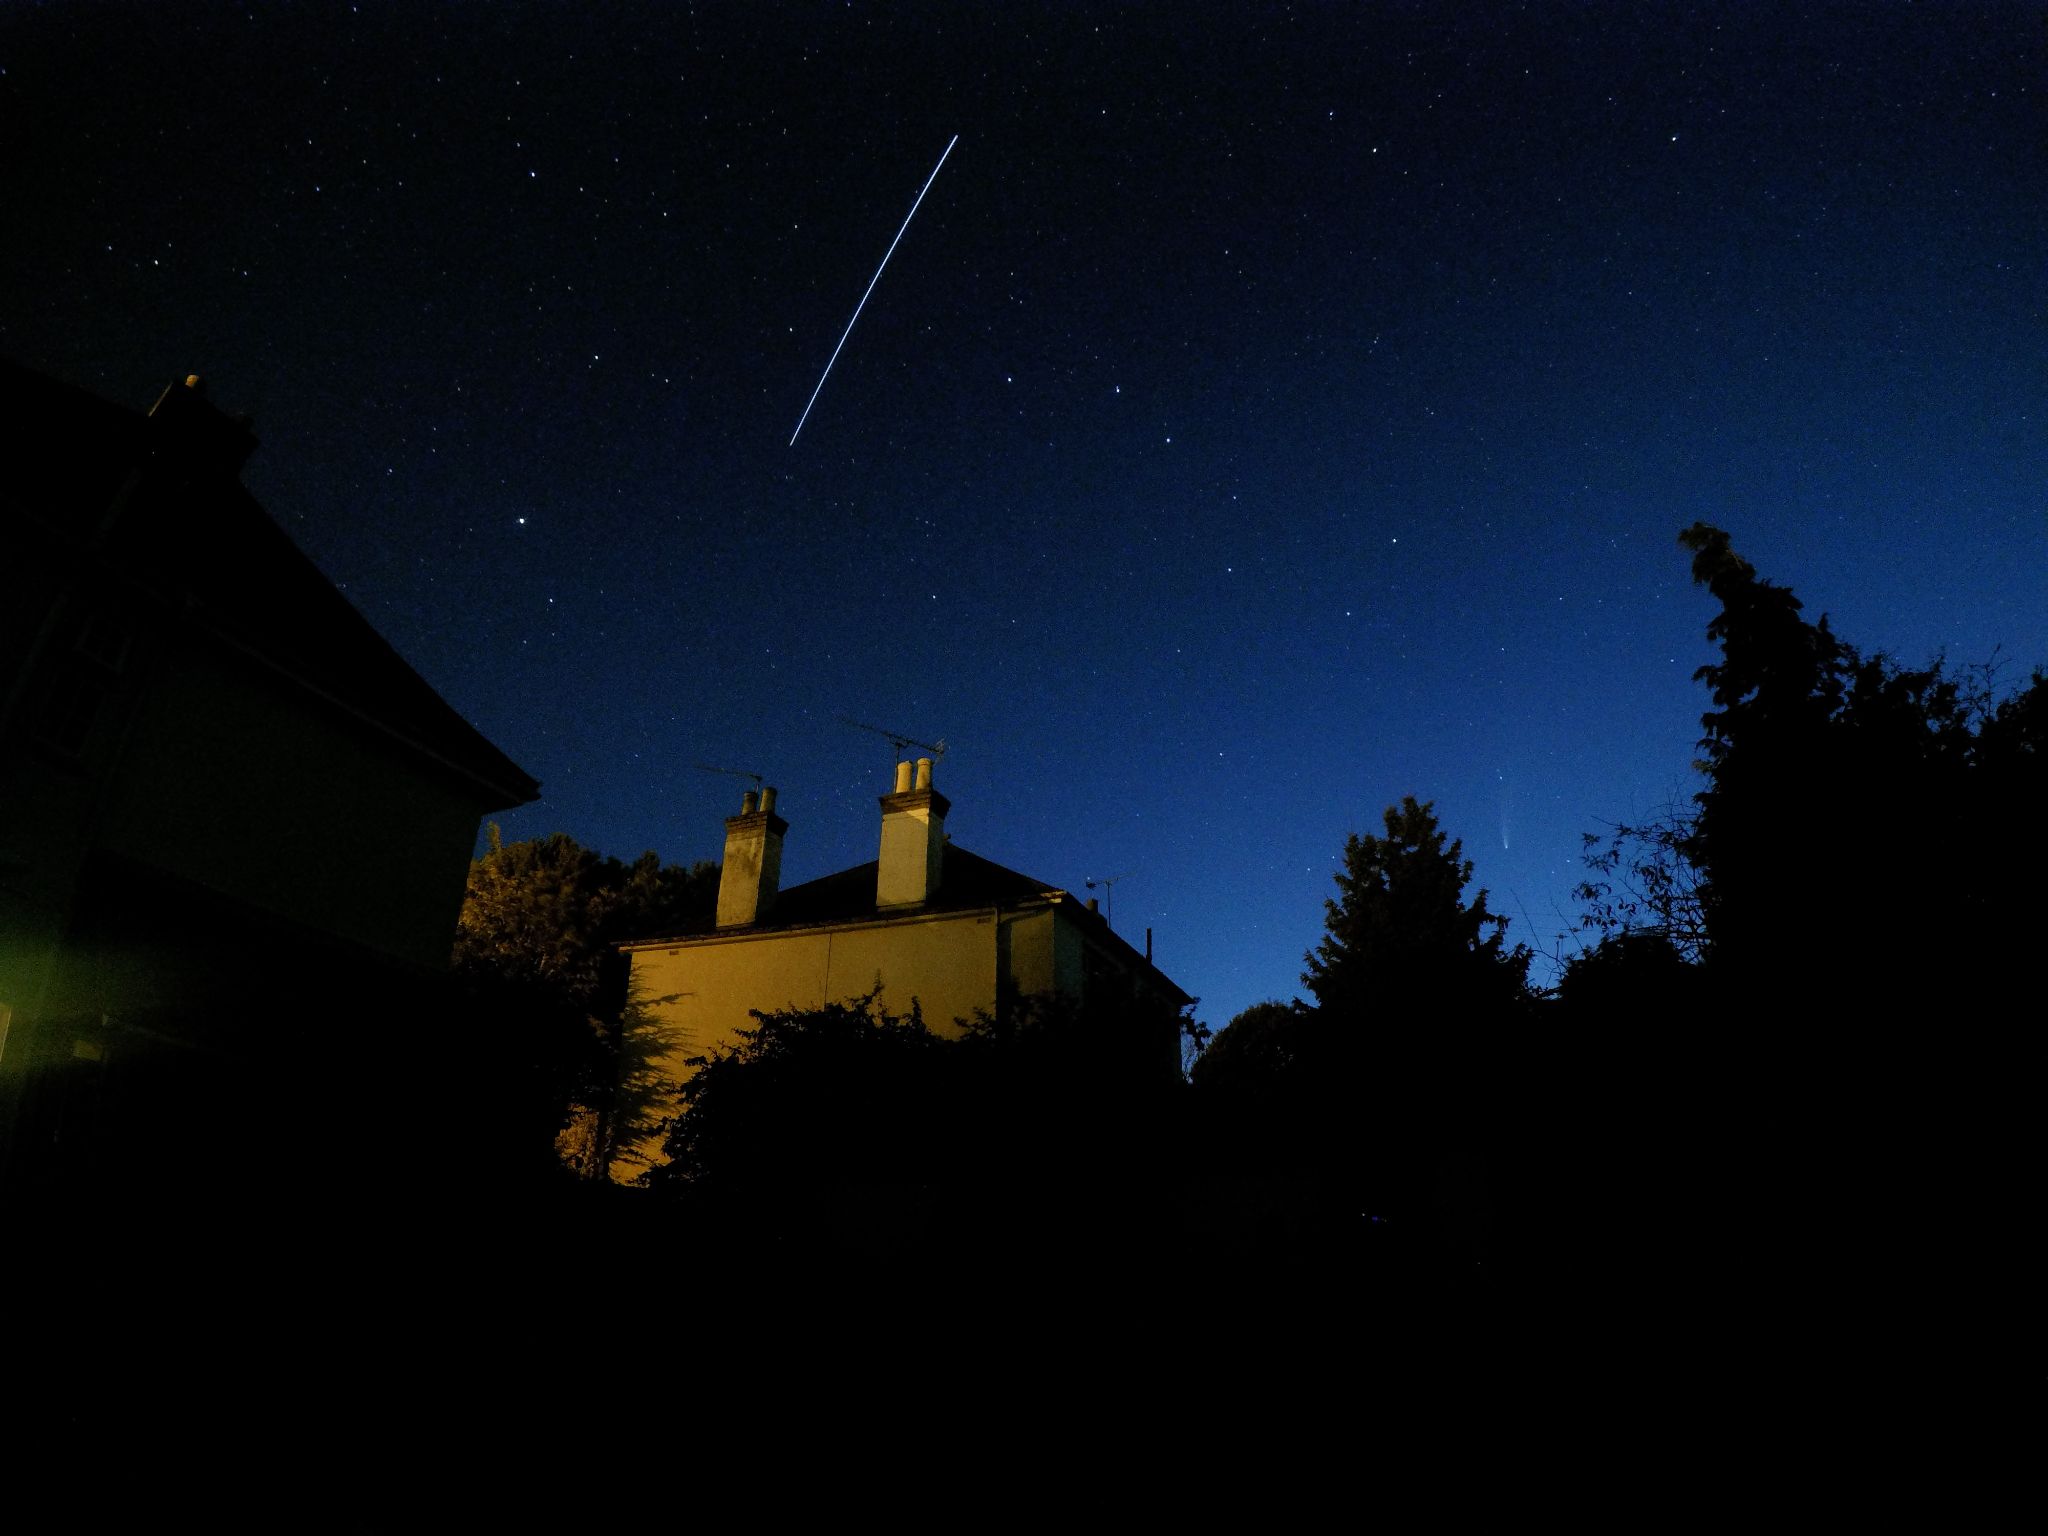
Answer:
1303;796;1531;1019
1292;798;1532;1261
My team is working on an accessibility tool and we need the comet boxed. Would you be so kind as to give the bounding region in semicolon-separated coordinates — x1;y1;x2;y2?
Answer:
789;134;959;447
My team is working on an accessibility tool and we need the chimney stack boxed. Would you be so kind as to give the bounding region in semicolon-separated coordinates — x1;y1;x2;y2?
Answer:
716;786;786;928
877;757;948;909
147;371;258;477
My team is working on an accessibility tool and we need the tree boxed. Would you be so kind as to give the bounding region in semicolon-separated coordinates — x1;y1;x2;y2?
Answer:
1303;796;1532;1019
1185;1000;1319;1222
1666;525;2047;1284
650;990;947;1202
1190;1000;1304;1098
453;827;716;1015
1284;799;1536;1262
1572;801;1708;965
1676;523;2048;996
645;985;1203;1269
451;827;717;1180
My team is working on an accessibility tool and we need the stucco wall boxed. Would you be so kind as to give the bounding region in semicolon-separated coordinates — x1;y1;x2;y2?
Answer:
997;904;1060;997
629;908;1001;1063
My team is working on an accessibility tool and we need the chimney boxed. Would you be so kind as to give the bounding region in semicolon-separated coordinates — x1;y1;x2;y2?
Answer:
147;372;258;478
877;757;948;909
715;785;786;928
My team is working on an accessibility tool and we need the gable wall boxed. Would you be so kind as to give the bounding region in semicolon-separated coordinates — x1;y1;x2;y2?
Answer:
94;633;487;971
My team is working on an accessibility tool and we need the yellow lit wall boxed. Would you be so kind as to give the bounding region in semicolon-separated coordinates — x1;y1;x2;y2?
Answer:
631;906;999;1056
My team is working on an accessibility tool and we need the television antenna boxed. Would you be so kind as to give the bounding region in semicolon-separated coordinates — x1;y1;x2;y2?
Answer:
1084;870;1133;929
840;717;946;761
693;762;765;790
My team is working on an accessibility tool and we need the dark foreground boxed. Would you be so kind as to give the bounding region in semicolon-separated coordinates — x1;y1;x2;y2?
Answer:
17;1174;1614;1504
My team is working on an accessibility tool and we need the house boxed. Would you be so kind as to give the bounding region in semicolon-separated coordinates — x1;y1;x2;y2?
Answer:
0;362;539;1201
618;756;1191;1174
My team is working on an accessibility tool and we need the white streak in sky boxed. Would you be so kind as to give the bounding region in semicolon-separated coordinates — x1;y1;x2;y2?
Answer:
790;134;960;447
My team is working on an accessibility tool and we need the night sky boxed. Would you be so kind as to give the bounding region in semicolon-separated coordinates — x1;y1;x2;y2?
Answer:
7;4;2042;1029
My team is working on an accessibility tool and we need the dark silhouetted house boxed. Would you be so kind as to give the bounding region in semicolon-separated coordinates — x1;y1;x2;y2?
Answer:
618;757;1190;1175
0;362;538;1203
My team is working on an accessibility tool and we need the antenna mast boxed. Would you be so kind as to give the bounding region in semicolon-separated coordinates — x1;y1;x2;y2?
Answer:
1084;870;1134;930
694;762;765;791
840;717;946;761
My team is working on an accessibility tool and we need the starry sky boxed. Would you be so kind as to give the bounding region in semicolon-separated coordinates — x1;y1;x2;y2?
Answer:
6;3;2043;1029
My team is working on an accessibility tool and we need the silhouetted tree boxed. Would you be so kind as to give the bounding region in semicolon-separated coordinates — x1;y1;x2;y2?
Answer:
966;981;1195;1099
649;991;947;1219
1678;523;2048;1002
1304;797;1533;1020
1181;999;1325;1257
953;988;1197;1262
1573;802;1708;965
1287;799;1535;1263
1666;525;2046;1282
1557;930;1695;1016
1190;1000;1304;1099
643;984;1201;1270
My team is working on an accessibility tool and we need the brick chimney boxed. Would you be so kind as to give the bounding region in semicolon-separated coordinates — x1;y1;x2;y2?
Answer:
876;757;947;909
716;786;786;928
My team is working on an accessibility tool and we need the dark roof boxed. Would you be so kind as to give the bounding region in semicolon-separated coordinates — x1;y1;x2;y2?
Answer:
769;843;1059;928
2;360;540;810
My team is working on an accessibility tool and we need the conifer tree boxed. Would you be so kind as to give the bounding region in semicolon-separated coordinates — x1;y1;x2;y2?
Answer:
1281;799;1531;1257
1302;796;1531;1020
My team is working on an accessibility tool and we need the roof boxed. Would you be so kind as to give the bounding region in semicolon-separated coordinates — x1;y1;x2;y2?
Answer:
770;843;1060;927
2;359;540;810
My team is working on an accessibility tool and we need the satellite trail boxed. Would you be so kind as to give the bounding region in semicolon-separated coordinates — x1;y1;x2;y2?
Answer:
789;134;959;447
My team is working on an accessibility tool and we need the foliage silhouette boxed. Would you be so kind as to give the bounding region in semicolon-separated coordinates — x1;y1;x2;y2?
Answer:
953;987;1195;1260
1607;524;2048;1294
648;989;949;1218
1190;1000;1304;1099
1573;802;1708;965
1557;929;1695;1015
642;984;1198;1268
1303;796;1533;1019
1180;798;1542;1269
1677;523;2048;1001
1182;999;1346;1262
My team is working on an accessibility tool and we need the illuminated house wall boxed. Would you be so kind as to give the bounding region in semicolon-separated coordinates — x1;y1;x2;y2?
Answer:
0;362;538;1196
619;760;1187;1178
